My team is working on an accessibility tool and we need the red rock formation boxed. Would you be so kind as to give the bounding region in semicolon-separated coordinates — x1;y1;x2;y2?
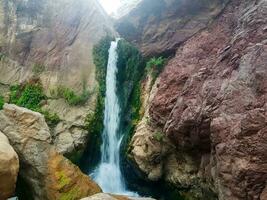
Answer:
116;0;229;56
148;0;267;199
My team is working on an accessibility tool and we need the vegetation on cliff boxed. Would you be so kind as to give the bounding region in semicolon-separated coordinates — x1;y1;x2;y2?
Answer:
8;79;60;127
116;39;145;152
50;84;91;106
146;57;166;83
0;96;4;110
80;36;114;170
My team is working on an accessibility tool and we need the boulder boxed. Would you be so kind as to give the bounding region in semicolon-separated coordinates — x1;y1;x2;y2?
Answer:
0;104;101;200
0;131;19;200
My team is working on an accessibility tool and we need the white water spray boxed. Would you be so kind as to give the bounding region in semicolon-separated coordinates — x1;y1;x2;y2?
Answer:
92;38;136;196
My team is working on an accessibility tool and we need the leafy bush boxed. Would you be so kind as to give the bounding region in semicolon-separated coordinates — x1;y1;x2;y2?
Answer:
9;84;21;104
0;53;6;61
52;86;90;106
9;80;61;127
32;63;45;75
38;109;60;127
0;96;4;110
10;82;46;110
153;131;164;142
146;57;166;81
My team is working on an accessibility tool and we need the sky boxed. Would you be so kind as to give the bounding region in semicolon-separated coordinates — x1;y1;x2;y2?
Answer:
99;0;122;14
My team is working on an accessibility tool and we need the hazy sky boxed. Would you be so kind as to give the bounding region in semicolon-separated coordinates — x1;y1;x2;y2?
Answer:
99;0;122;14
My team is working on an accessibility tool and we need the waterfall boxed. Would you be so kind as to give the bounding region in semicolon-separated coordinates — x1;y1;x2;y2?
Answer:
92;38;135;196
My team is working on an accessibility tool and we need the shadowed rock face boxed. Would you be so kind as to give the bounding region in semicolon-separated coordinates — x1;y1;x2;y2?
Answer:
129;0;267;199
116;0;229;57
0;104;102;200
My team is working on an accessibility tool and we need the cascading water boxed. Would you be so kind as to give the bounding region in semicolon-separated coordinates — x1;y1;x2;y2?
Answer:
92;38;135;196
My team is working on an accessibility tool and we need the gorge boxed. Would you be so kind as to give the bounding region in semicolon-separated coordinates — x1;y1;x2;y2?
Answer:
0;0;266;200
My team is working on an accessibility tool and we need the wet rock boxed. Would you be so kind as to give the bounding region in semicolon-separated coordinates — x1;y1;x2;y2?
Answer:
0;104;101;200
0;131;19;200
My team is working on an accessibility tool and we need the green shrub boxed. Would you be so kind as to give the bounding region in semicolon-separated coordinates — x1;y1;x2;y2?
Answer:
0;96;4;110
10;82;46;110
153;131;164;142
9;81;61;127
38;109;61;127
53;86;90;106
9;84;21;104
146;57;166;81
32;63;45;75
0;53;6;61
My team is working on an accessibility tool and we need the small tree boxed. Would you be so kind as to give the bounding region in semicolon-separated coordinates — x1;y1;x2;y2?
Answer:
146;57;166;80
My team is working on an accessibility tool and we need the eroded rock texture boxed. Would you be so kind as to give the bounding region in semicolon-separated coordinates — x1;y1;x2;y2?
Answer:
116;0;229;56
0;104;101;200
129;0;267;199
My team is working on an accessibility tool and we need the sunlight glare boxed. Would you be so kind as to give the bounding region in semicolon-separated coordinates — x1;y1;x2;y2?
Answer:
99;0;121;14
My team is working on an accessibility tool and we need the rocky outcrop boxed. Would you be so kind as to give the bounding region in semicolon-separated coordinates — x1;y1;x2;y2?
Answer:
0;104;102;200
116;0;229;56
129;0;267;199
0;131;19;200
0;0;114;91
129;74;173;182
0;0;116;156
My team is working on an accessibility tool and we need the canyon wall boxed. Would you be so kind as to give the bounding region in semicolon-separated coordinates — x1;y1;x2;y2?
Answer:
116;0;229;56
118;0;267;199
0;0;116;157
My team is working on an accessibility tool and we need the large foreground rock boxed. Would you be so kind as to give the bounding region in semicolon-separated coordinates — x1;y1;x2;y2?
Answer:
0;104;101;200
0;131;19;200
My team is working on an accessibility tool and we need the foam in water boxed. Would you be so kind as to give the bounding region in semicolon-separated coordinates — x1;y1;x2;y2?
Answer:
91;38;137;196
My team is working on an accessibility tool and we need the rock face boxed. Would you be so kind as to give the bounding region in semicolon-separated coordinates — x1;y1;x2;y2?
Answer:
0;0;114;91
130;74;173;182
0;131;19;200
116;0;228;56
0;0;116;156
0;104;102;200
129;0;267;199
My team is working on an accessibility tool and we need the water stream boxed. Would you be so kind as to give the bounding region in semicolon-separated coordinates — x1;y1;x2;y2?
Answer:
91;38;135;196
